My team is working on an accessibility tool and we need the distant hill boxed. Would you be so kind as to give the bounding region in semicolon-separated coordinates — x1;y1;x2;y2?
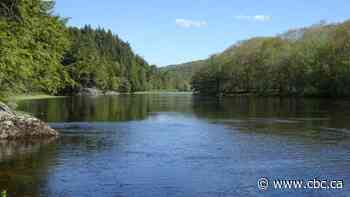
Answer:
157;60;208;91
162;60;208;82
278;21;337;41
190;19;350;96
162;21;339;92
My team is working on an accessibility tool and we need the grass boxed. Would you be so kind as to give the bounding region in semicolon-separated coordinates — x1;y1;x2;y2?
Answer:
1;94;66;110
6;94;66;101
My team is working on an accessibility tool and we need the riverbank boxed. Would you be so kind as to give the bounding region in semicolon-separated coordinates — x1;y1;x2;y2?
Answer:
1;94;65;110
133;91;193;95
76;88;192;96
2;91;192;103
7;94;66;101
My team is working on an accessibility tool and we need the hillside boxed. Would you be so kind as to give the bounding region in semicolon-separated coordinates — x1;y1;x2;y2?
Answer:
161;60;208;91
62;26;167;94
191;20;350;96
163;21;344;94
0;0;169;98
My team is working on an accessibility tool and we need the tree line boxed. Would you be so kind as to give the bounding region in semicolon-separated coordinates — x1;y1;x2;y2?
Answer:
3;0;350;98
62;26;168;94
0;0;170;98
191;20;350;97
162;60;207;91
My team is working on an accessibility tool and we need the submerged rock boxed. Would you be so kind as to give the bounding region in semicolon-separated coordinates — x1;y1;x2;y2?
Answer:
0;102;58;139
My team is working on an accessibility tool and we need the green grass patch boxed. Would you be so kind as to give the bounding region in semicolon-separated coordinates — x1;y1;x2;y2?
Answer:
6;94;66;101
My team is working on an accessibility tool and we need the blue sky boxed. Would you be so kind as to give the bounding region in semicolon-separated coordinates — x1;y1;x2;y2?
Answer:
55;0;350;66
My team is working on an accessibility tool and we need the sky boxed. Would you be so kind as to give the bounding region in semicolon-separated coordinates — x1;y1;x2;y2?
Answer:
55;0;350;66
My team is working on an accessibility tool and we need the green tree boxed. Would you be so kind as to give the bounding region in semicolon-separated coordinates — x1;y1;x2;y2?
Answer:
0;0;70;95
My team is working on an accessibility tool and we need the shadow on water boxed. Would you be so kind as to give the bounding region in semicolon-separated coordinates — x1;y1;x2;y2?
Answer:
0;138;58;197
17;94;193;123
0;125;122;197
192;96;350;139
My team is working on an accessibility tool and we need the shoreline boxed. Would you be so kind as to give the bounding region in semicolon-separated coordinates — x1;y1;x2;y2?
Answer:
4;92;349;103
4;91;193;102
192;91;350;99
6;89;350;103
6;94;66;102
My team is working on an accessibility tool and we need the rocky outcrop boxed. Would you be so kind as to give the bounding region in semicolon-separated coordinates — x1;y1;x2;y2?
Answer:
77;88;103;96
0;102;15;115
104;91;120;96
76;88;119;96
0;102;58;139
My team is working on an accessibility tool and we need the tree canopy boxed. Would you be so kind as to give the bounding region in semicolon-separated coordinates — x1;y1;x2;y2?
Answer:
2;1;350;98
0;0;170;98
190;21;350;97
61;26;167;94
0;0;70;97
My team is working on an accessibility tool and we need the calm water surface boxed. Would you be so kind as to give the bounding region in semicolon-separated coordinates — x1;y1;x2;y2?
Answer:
1;94;350;197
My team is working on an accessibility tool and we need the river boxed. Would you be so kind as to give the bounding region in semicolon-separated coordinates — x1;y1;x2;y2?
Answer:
1;94;350;197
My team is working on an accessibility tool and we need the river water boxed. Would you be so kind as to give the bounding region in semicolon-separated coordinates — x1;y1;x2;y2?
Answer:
1;94;350;197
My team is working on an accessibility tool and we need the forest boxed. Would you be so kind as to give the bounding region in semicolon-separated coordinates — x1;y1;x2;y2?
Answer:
190;20;350;97
2;0;350;99
0;0;173;99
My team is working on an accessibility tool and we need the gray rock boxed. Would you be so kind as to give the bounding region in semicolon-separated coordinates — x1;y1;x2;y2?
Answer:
77;88;103;96
0;102;15;115
77;88;119;96
0;102;58;140
104;91;120;96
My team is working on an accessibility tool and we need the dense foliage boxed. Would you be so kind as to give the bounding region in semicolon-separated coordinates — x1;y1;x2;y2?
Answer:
2;1;350;98
191;21;350;97
0;0;70;97
0;0;168;98
161;60;207;91
62;26;167;94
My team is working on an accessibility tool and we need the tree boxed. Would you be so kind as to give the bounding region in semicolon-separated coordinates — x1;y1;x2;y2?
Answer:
0;0;70;95
191;20;350;97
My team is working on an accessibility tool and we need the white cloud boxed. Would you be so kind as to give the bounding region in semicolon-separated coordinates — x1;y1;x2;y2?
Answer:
253;15;272;22
235;15;272;22
175;19;207;28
